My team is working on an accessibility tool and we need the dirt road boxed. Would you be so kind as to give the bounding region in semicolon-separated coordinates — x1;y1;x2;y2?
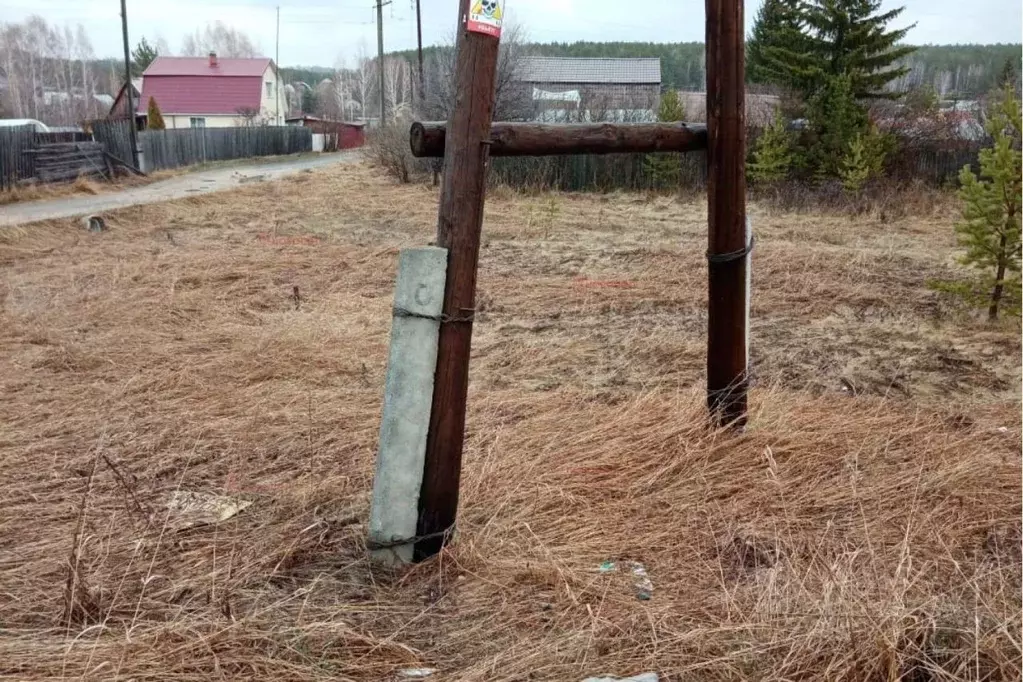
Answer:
0;151;359;227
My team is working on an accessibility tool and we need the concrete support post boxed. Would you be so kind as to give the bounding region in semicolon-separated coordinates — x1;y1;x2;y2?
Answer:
368;247;448;564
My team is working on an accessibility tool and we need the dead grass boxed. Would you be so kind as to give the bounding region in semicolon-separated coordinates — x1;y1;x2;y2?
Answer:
0;169;183;206
0;162;1019;681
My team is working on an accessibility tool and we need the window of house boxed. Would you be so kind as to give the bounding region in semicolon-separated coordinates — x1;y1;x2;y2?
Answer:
266;81;273;97
190;117;206;128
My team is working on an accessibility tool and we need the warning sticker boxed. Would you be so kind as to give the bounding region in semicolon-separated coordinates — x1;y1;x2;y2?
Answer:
468;0;505;38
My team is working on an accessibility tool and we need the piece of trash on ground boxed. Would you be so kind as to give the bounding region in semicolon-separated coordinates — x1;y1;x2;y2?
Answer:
398;669;437;678
597;560;653;600
582;673;658;682
166;490;252;531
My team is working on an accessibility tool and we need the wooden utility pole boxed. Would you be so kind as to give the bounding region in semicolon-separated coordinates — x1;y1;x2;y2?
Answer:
119;0;139;169
705;0;749;427
376;0;390;125
415;0;425;102
410;121;708;157
275;6;281;125
415;0;502;561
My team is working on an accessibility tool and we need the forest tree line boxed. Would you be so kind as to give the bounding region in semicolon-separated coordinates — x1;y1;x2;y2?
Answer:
390;41;1020;98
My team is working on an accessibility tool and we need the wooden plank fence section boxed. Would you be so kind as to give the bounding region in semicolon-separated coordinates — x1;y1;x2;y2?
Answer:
91;120;135;169
0;126;37;190
141;126;313;171
26;142;110;183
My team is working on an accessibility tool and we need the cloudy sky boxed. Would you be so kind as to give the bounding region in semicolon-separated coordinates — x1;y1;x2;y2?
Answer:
2;0;1020;67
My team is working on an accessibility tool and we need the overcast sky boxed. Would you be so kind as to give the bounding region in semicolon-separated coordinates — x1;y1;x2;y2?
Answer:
2;0;1020;67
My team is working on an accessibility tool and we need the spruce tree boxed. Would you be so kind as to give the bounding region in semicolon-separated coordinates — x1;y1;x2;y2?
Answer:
804;74;866;178
761;0;916;100
147;97;166;130
747;0;806;87
952;86;1022;320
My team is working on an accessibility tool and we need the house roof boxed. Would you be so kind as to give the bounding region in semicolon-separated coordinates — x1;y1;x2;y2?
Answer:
110;78;145;117
144;56;272;78
138;57;274;115
514;57;661;85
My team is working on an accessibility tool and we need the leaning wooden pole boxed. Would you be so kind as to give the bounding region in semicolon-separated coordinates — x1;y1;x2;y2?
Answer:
705;0;749;427
414;0;501;561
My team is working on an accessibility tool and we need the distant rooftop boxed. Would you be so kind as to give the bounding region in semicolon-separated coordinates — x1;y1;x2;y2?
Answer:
515;57;661;85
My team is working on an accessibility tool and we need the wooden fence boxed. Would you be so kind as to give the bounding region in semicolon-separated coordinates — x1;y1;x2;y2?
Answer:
91;119;136;169
0;126;37;190
490;151;708;192
889;145;982;184
26;142;111;183
92;121;314;173
141;126;313;171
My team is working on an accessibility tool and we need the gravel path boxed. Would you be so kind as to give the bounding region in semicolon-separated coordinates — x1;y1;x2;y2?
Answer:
0;151;359;227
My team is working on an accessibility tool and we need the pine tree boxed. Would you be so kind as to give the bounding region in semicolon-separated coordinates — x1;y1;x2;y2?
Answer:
762;0;917;100
132;37;158;76
644;91;686;189
147;97;166;130
839;125;885;192
749;112;793;185
951;86;1022;320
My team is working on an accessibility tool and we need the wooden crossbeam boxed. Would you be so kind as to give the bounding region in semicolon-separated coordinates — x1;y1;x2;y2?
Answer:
409;121;708;158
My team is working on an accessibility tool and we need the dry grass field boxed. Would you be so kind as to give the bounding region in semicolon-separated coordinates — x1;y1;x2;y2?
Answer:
0;162;1019;681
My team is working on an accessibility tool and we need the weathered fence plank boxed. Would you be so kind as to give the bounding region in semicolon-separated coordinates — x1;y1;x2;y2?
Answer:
0;125;36;190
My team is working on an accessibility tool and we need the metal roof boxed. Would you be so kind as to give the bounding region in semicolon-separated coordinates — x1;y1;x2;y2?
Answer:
515;57;661;85
144;56;272;78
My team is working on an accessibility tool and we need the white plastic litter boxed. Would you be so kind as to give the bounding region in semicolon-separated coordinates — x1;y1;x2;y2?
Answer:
582;673;658;682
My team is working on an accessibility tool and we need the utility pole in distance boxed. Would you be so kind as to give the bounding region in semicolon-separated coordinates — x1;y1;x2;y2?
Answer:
376;0;391;125
119;0;139;169
705;0;749;427
414;0;502;561
415;0;425;103
275;6;280;124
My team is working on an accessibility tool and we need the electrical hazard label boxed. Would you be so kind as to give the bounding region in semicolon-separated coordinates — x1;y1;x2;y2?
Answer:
468;0;504;38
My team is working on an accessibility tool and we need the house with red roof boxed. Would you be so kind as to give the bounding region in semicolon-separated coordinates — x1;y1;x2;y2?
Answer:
137;53;285;129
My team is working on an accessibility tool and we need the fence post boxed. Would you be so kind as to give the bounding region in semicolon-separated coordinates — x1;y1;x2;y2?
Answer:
414;0;502;561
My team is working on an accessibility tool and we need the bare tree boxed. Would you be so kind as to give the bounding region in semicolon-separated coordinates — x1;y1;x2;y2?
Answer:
181;22;260;58
384;56;412;119
339;42;374;122
418;23;530;122
0;15;100;125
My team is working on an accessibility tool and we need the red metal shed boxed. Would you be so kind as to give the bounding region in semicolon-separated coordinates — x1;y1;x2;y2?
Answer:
285;116;365;150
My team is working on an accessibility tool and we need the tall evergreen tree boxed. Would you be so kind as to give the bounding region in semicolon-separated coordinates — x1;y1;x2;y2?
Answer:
758;0;916;100
746;0;806;87
132;37;158;76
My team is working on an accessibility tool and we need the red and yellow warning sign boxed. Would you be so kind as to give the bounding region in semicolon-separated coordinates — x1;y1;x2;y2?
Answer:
468;0;505;38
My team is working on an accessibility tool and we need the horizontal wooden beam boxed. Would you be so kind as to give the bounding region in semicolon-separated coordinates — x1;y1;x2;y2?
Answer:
409;121;707;158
